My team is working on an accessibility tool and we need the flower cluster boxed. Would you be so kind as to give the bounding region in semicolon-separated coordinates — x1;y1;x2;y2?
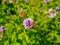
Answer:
44;0;50;3
55;6;60;11
0;26;6;32
2;0;6;3
47;9;56;18
23;18;34;29
9;0;13;3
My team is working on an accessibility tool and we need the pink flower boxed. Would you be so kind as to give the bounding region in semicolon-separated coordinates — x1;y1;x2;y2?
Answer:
0;26;6;32
23;18;34;29
44;0;50;3
2;0;6;2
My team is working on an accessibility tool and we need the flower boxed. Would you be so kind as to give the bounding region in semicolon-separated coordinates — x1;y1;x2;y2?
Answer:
23;18;34;29
9;0;13;3
55;6;60;11
2;0;6;3
44;0;50;3
47;9;56;18
0;26;6;32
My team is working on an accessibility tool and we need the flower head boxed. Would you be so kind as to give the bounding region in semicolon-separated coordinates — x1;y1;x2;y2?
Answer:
47;9;56;18
55;6;60;11
2;0;6;3
44;0;50;3
0;26;6;32
9;0;13;3
23;18;34;29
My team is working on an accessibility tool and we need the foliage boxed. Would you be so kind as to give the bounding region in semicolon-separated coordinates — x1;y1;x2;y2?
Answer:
0;0;60;45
